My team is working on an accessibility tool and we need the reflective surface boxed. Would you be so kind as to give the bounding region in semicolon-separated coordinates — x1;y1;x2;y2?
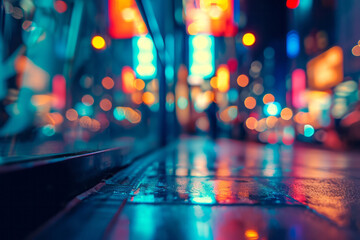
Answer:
36;138;360;239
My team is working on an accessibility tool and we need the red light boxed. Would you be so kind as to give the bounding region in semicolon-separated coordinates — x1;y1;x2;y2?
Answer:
54;1;67;13
286;0;300;9
52;75;66;110
121;67;136;94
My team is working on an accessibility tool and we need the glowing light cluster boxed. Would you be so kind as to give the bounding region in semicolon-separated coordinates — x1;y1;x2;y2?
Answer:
133;35;157;79
189;35;215;79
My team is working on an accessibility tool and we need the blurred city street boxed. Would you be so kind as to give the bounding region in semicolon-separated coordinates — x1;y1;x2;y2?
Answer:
34;138;360;240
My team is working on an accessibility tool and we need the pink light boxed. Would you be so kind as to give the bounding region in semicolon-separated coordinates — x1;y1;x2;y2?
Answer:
292;69;306;109
52;75;66;110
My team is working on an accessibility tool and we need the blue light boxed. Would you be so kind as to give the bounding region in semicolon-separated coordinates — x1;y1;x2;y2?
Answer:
189;35;215;79
287;30;300;59
75;102;93;116
228;89;239;102
304;124;315;137
113;107;126;121
264;102;281;116
133;35;157;80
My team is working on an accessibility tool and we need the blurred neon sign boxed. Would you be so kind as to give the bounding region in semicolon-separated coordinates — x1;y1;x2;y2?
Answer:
108;0;148;39
307;46;343;90
189;35;215;79
133;35;157;79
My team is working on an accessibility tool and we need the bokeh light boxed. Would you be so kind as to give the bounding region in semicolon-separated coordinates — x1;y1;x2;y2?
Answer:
237;74;249;87
91;36;106;50
242;33;256;46
263;93;275;104
102;77;115;90
281;108;293;120
244;97;256;109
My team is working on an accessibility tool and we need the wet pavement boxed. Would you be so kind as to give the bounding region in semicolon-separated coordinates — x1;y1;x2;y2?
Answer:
34;138;360;240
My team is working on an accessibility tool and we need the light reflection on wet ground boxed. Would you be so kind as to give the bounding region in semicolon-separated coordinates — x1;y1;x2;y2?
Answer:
119;138;360;239
35;138;360;240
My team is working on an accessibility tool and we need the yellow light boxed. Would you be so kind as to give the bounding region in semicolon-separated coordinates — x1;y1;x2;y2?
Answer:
216;65;230;92
244;96;256;109
242;33;256;46
281;108;293;120
91;36;106;50
245;229;259;240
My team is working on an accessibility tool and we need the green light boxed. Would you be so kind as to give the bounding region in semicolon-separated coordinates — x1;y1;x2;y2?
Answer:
304;124;315;137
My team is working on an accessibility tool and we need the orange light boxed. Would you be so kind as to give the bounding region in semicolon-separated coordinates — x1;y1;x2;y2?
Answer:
91;36;106;50
66;109;78;121
237;74;249;87
352;45;360;56
134;79;145;91
266;116;278;128
82;95;94;106
79;116;92;128
216;65;230;92
263;93;275;104
142;92;155;105
246;117;258;130
108;0;148;39
244;96;256;109
100;99;112;111
281;107;293;120
102;77;115;90
242;33;256;46
307;46;343;90
121;67;136;93
131;92;143;104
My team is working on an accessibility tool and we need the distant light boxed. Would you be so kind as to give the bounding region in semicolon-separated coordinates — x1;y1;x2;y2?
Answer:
244;97;256;110
42;125;55;137
82;95;94;106
245;230;259;240
307;46;343;90
242;33;255;46
91;36;106;50
134;79;145;91
246;117;258;130
177;97;188;110
66;109;78;121
292;69;306;108
281;108;293;120
189;35;215;79
133;35;157;79
143;92;155;105
352;45;360;57
113;107;126;121
263;93;275;104
216;65;230;92
286;0;300;9
304;124;315;137
264;47;275;59
264;102;281;116
121;66;136;93
102;77;115;90
287;30;300;58
52;75;66;110
54;1;67;13
100;99;112;111
237;74;249;87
